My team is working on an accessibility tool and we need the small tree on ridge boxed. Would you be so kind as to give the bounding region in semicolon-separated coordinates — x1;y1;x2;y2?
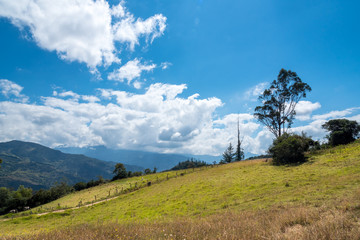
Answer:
112;163;127;181
254;69;311;138
222;143;235;163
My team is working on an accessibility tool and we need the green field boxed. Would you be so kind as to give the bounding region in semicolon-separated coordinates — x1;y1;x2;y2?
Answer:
29;170;191;212
1;141;360;239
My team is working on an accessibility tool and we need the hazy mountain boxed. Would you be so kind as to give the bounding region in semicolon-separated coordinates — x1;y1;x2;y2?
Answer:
57;146;209;172
0;140;142;190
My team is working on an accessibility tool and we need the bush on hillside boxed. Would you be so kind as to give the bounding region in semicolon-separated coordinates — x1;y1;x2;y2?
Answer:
269;133;313;165
322;119;360;146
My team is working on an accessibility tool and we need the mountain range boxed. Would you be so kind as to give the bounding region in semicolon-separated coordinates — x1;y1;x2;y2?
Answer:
0;140;221;190
0;140;142;190
57;146;196;172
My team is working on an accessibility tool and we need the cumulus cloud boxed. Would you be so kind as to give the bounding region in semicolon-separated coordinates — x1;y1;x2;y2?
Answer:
0;81;226;154
108;59;156;88
0;80;280;156
0;101;103;147
0;0;117;68
2;81;358;156
291;119;328;141
295;101;321;121
0;0;166;72
0;79;29;102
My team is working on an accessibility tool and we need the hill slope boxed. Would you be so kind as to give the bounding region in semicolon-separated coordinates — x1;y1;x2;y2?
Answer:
1;141;360;238
0;140;142;190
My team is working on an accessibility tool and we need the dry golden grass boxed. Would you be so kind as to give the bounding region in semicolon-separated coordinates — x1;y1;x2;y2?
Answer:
2;205;359;240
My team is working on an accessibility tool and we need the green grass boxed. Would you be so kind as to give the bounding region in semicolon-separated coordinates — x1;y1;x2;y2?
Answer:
1;141;360;237
27;170;191;212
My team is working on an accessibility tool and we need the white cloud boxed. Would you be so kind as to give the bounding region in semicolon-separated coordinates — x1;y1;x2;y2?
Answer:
348;114;360;122
111;2;126;18
57;91;80;99
292;107;360;141
0;79;29;103
2;81;358;157
0;0;117;68
291;119;328;141
82;95;100;103
0;101;103;147
132;81;142;90
0;0;166;72
112;12;167;51
53;90;100;102
108;59;156;87
0;81;226;154
312;107;360;120
160;62;172;70
295;101;321;121
244;82;268;101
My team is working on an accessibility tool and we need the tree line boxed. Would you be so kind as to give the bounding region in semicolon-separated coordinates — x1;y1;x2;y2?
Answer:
170;158;209;170
0;177;108;215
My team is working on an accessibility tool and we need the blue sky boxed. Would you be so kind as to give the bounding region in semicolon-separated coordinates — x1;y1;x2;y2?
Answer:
0;0;359;156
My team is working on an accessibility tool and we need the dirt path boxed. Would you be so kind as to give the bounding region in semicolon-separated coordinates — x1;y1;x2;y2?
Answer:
37;195;119;216
0;195;120;221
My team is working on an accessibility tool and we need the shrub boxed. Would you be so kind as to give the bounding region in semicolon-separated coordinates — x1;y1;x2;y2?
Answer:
322;119;360;146
269;133;311;165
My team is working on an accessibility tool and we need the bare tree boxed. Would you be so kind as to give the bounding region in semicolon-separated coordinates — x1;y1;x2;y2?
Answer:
235;117;244;161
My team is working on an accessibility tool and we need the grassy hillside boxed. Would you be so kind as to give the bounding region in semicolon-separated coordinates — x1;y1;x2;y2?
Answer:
1;141;360;239
31;170;190;212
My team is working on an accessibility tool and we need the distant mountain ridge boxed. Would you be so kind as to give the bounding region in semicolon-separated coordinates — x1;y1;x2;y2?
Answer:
0;140;142;190
57;146;191;172
57;147;248;171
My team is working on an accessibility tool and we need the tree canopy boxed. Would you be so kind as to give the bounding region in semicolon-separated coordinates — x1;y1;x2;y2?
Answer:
171;158;209;170
254;69;311;138
322;119;360;146
112;163;127;181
